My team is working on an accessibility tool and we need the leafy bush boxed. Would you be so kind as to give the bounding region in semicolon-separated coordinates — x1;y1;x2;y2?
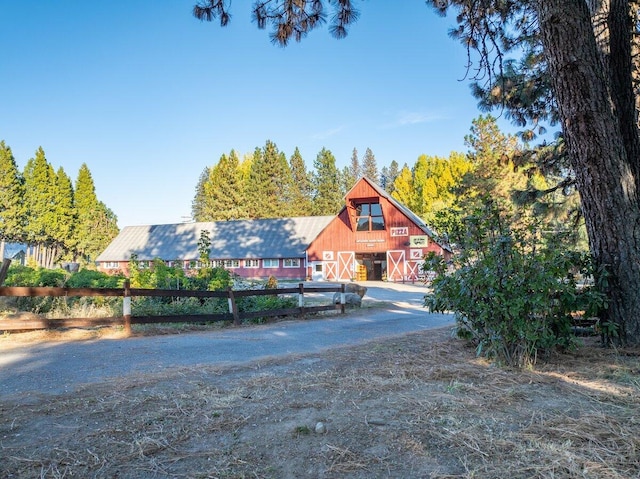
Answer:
64;269;124;288
5;265;65;287
425;203;606;368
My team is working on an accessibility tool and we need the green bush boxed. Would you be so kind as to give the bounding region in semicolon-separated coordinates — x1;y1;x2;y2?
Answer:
64;269;124;288
425;203;606;368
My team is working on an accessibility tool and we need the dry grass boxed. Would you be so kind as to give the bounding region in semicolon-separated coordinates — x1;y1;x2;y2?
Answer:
1;328;639;478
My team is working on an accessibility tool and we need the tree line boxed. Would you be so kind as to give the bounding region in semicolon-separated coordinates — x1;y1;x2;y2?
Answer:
191;116;582;248
0;141;119;268
191;141;398;221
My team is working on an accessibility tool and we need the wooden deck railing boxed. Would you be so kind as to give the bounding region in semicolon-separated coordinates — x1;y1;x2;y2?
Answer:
0;280;346;333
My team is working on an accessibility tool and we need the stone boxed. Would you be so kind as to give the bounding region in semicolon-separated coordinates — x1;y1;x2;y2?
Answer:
345;283;367;298
333;292;362;307
315;421;327;434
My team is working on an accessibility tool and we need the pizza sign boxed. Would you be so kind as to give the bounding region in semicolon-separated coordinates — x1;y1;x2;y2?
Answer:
390;227;409;237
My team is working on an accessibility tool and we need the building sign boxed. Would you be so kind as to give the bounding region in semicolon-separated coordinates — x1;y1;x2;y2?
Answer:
409;235;429;247
410;249;423;260
323;251;334;260
390;227;409;237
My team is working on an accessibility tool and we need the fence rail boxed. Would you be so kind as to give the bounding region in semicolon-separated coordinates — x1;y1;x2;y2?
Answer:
0;281;346;333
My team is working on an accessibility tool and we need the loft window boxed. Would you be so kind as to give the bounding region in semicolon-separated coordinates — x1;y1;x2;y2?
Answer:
355;202;385;231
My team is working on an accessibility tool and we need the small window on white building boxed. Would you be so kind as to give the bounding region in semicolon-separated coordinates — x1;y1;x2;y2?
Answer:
263;258;279;268
283;258;300;268
224;260;239;268
103;262;119;269
244;259;260;268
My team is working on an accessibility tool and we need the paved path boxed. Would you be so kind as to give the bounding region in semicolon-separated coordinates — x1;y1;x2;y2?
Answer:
0;282;454;399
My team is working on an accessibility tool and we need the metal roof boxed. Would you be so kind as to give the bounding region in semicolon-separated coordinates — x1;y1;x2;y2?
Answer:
96;216;335;262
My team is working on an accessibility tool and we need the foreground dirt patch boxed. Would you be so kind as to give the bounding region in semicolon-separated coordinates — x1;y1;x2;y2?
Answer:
1;327;639;478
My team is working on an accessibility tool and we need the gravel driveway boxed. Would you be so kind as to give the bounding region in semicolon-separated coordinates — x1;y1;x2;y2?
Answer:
0;281;454;400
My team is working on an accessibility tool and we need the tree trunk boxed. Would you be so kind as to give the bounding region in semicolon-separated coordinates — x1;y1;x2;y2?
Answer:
535;0;640;345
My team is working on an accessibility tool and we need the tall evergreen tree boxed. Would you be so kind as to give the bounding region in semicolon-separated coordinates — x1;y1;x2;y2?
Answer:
23;147;57;266
311;148;343;215
191;166;211;222
0;141;25;260
361;147;379;184
74;163;101;263
51;167;76;262
247;141;295;218
288;147;313;216
89;201;120;261
381;160;400;193
200;150;246;220
346;147;360;186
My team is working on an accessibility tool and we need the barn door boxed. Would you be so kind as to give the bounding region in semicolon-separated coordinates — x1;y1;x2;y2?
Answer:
324;261;337;281
386;250;405;281
337;251;355;281
405;261;420;281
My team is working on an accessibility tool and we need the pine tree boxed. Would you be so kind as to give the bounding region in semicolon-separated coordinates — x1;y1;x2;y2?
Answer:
311;148;343;215
89;201;120;261
247;141;295;218
288;147;313;216
51;167;76;262
74;163;101;263
191;166;211;222
23;147;57;266
361;147;379;184
201;150;246;220
0;141;25;260
346;147;360;185
380;160;400;193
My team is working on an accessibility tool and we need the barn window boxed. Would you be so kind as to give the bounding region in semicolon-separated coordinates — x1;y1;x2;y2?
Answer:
244;259;260;268
263;258;279;268
103;262;119;269
355;202;385;231
283;258;300;268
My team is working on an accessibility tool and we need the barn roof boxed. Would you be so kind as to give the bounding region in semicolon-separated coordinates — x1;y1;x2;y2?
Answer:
96;216;335;262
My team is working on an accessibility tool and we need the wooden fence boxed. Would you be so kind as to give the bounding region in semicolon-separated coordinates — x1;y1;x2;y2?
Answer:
0;280;346;333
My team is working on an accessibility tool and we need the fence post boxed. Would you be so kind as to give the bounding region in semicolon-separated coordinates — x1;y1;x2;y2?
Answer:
0;258;11;286
340;283;346;314
123;279;132;336
227;287;240;325
298;282;304;312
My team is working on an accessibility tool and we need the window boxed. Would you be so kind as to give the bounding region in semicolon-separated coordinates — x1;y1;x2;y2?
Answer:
103;261;119;269
224;260;239;269
356;202;385;231
244;259;260;268
263;258;279;268
283;258;300;268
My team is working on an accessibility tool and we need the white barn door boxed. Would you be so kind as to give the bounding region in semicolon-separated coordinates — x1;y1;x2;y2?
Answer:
324;261;337;281
338;251;355;281
386;250;405;282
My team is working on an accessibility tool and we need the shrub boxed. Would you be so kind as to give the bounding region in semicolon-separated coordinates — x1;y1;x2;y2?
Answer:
424;203;606;368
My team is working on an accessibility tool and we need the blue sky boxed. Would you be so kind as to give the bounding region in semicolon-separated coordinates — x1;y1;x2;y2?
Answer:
1;1;518;228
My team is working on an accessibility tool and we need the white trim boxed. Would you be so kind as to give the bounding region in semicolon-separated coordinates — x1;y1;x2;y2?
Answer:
283;258;301;268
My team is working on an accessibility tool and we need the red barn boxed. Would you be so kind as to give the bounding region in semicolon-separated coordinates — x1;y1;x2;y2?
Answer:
306;177;451;282
96;177;451;282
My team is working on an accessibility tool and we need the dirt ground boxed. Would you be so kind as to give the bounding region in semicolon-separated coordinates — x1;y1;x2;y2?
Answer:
1;326;639;479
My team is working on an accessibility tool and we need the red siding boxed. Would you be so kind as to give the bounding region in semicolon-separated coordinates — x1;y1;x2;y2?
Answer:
307;178;448;281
